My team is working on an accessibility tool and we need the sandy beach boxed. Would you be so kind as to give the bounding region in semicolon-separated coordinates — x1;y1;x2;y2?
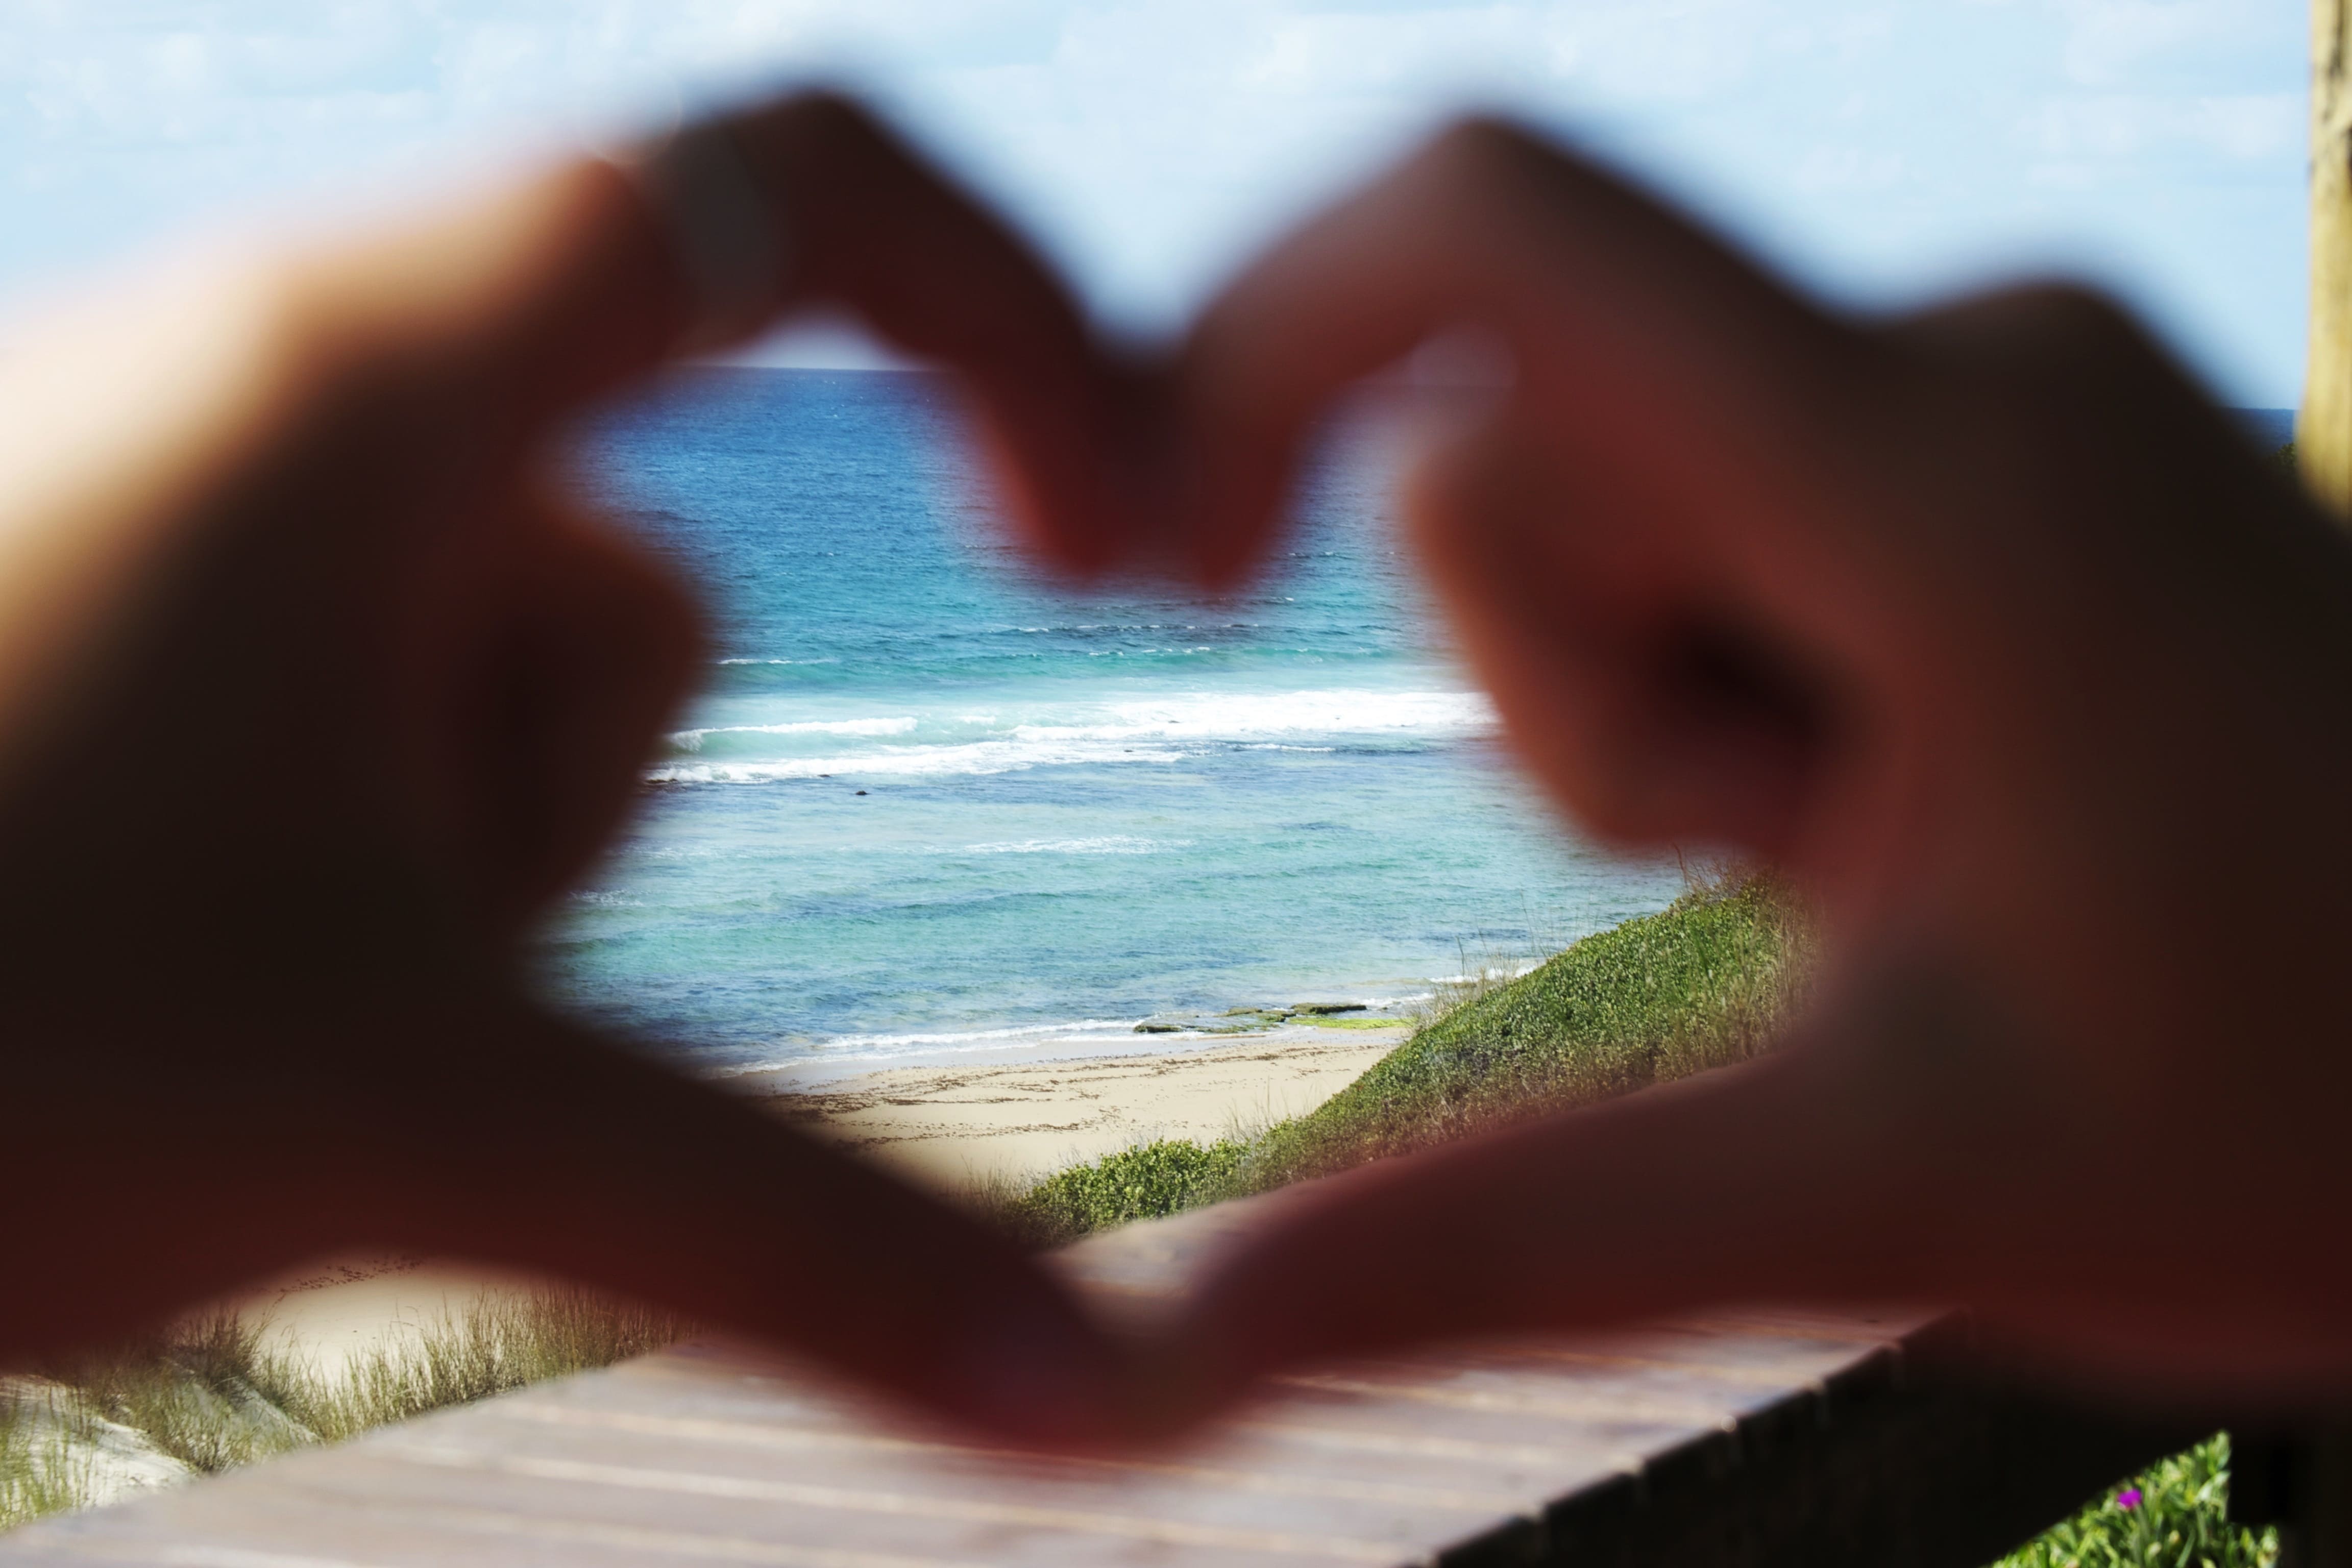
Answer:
749;1021;1408;1187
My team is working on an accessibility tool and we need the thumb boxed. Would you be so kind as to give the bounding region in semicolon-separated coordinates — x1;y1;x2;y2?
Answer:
1145;961;2010;1430
411;497;704;937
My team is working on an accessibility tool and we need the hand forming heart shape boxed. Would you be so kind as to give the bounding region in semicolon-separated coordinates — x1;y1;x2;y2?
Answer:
0;89;2345;1448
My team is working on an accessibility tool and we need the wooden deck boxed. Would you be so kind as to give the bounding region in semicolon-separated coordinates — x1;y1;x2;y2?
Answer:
0;1196;2192;1568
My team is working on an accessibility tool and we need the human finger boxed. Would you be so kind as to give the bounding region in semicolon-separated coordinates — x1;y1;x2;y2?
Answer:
3;999;1130;1448
1140;958;2232;1434
1139;1034;1912;1431
249;92;1149;573
1402;411;1838;858
708;95;1164;573
1175;116;1885;589
411;1007;1133;1446
400;493;705;938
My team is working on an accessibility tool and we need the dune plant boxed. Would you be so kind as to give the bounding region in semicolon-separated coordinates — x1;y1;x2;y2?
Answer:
268;1285;680;1445
1003;1138;1249;1250
0;1384;93;1531
2;1287;680;1533
1993;1434;2274;1568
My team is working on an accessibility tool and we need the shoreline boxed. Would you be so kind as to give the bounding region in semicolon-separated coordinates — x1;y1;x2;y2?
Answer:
694;989;1444;1092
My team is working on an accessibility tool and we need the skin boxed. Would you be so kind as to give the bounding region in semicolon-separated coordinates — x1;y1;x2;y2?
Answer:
0;94;1153;1448
1149;119;2352;1427
4;87;2347;1447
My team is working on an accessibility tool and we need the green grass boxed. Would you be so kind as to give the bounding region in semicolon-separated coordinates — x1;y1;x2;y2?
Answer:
999;868;1804;1245
278;1286;679;1446
1004;1139;1250;1250
1240;872;1801;1190
1992;1435;2274;1568
2;1287;679;1532
0;1385;93;1530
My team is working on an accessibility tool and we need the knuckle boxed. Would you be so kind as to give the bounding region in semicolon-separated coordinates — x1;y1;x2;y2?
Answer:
1398;116;1559;253
1987;281;2149;362
774;88;878;155
1892;279;2154;377
1415;116;1550;205
1423;116;1543;175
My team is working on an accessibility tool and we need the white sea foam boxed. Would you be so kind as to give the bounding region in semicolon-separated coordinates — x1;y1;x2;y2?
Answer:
714;993;1439;1081
649;739;1189;782
707;1017;1151;1076
668;716;916;751
650;686;1494;782
644;691;1496;780
1010;688;1494;744
961;836;1187;855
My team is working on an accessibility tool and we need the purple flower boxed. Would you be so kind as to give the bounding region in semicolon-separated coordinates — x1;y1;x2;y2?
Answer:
2116;1488;2143;1511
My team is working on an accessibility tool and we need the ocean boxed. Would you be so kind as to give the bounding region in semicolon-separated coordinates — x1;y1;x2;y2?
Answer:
536;368;1691;1081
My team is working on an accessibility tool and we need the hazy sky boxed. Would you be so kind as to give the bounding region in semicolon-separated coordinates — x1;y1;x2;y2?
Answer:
0;2;2308;405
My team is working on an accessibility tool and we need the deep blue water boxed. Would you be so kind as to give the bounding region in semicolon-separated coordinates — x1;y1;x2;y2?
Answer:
533;369;1685;1076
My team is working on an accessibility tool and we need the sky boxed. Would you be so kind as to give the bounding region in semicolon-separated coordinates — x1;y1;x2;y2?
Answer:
0;1;2310;406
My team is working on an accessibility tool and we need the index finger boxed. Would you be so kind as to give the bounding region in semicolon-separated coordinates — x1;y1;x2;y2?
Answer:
272;92;1151;572
1174;117;1882;587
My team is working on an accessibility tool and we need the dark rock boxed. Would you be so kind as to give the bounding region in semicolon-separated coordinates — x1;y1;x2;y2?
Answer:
1291;1002;1366;1015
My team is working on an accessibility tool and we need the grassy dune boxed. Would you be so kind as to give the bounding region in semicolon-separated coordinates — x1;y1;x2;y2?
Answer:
1240;871;1801;1189
1005;870;1804;1246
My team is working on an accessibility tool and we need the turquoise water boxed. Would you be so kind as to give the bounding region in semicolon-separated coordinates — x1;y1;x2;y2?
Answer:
542;369;1684;1079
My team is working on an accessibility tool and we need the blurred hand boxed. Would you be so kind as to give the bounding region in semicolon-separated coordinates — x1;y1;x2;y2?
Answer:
0;93;1152;1445
1135;119;2352;1423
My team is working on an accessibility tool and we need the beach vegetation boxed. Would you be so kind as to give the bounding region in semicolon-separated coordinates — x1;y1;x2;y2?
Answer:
1003;1138;1248;1250
1;1286;678;1532
0;1384;94;1529
1991;1434;2273;1568
999;864;1805;1245
1239;869;1801;1189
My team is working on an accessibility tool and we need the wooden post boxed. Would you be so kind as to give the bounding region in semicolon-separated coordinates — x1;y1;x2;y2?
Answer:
2305;0;2352;516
